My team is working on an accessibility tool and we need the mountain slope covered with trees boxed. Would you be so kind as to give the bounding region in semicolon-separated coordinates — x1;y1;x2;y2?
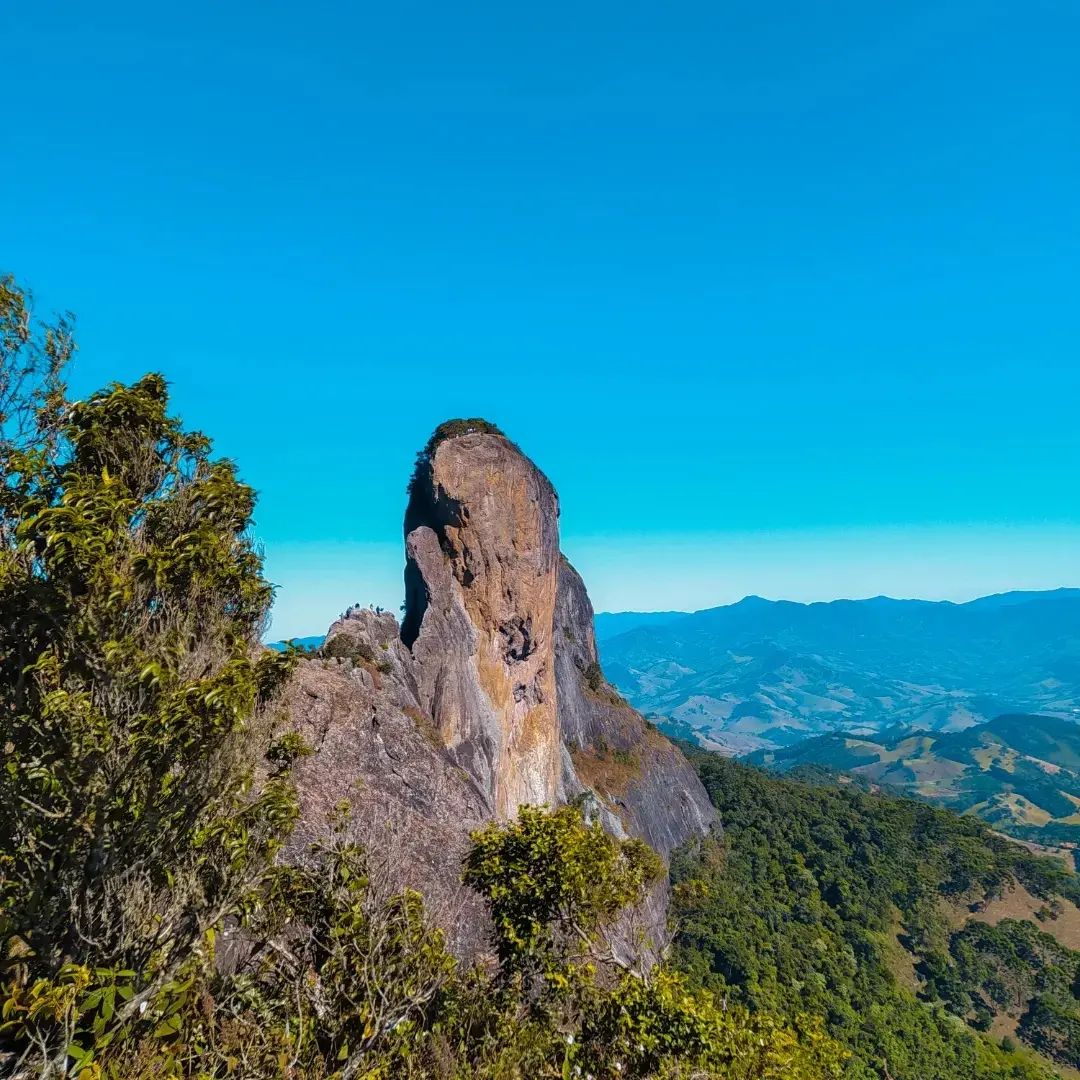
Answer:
0;276;840;1078
671;752;1080;1080
5;274;1078;1080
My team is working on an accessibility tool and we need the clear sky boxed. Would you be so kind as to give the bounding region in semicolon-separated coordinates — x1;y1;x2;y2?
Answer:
4;1;1079;636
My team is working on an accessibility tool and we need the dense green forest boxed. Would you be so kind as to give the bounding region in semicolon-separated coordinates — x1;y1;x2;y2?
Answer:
671;753;1080;1079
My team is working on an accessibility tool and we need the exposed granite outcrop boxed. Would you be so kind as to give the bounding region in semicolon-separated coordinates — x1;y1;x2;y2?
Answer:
285;606;492;953
285;422;717;951
402;430;563;818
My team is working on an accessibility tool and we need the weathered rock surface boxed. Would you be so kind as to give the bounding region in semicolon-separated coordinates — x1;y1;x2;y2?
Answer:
285;422;717;950
285;606;491;953
402;431;563;818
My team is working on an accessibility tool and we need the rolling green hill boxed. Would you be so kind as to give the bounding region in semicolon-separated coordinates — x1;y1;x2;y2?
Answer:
747;714;1080;847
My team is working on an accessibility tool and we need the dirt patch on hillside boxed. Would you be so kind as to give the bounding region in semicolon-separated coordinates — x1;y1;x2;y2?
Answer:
570;744;641;799
972;880;1080;951
880;907;920;994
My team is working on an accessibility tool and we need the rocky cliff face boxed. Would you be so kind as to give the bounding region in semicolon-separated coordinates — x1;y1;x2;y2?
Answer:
285;605;492;953
402;430;562;818
286;421;716;947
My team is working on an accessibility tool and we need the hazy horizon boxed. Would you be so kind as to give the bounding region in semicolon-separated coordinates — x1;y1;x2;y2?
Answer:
264;522;1080;637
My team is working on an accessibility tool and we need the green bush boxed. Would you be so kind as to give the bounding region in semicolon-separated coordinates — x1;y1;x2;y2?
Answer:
0;276;298;1074
583;661;605;692
406;418;520;498
322;633;377;663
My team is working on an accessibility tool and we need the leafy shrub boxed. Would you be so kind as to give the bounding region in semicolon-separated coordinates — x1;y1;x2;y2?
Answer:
461;805;845;1079
319;634;394;677
0;277;298;1073
422;417;506;455
322;633;377;664
406;418;520;498
584;661;605;692
464;804;663;970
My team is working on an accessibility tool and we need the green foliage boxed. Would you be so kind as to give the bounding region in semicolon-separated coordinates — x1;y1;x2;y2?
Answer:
583;661;604;693
323;634;378;663
0;803;848;1079
578;969;844;1080
266;836;456;1066
464;804;663;970
753;714;1080;850
671;753;1069;1079
460;805;845;1079
320;633;393;674
1022;995;1080;1068
0;279;298;1071
407;418;514;497
85;832;460;1079
0;274;71;457
923;918;1080;1067
422;418;506;456
579;661;627;708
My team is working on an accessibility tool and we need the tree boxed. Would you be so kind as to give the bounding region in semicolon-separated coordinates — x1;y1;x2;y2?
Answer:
463;803;663;977
0;274;70;475
0;276;299;1073
464;804;846;1080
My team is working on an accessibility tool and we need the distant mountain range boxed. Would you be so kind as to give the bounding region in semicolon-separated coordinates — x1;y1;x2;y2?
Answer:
594;610;686;641
748;712;1080;845
268;634;324;651
597;588;1080;754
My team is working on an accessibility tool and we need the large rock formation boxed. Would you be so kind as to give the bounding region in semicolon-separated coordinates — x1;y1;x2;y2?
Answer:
286;421;716;949
402;428;562;818
285;605;496;954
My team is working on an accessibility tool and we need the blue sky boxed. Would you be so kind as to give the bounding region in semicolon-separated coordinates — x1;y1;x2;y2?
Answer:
4;1;1079;636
